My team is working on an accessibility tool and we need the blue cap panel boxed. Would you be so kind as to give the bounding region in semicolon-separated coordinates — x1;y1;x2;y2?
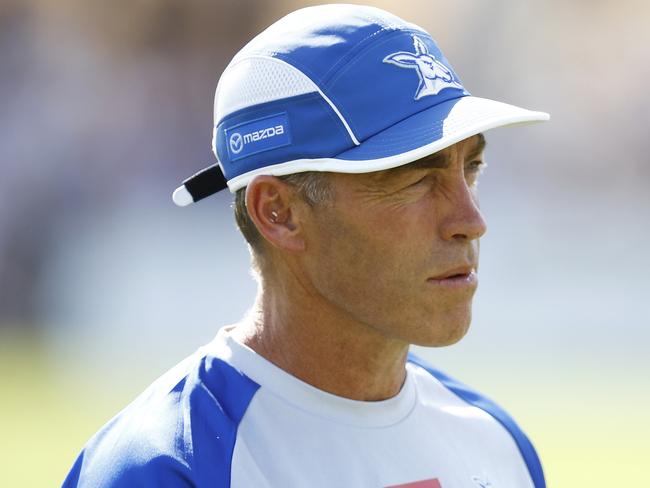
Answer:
326;30;469;141
336;95;462;160
215;93;354;180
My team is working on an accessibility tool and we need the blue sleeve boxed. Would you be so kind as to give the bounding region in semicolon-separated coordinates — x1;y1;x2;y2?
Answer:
61;356;260;488
62;449;193;487
61;378;196;488
407;352;546;488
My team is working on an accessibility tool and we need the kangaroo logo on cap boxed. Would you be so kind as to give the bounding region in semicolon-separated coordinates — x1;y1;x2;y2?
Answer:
384;36;462;100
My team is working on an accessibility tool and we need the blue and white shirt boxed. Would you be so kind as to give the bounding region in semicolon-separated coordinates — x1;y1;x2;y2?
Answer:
63;326;545;487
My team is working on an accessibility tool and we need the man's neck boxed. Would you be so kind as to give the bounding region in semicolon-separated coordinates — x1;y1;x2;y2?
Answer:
230;280;409;402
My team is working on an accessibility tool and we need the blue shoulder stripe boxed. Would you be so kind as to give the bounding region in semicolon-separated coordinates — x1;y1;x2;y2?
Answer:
61;356;260;488
407;352;545;488
193;357;261;487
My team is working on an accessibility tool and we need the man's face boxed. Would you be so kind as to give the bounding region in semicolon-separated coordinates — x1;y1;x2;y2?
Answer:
301;134;487;347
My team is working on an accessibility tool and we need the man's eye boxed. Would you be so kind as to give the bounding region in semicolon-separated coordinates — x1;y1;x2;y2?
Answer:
466;160;486;173
465;160;486;186
410;175;428;186
404;173;435;190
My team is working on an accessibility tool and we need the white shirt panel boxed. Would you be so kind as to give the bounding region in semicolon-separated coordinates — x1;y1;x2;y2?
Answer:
212;328;533;488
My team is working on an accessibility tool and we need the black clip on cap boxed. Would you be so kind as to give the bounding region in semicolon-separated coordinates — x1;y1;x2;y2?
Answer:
172;163;228;207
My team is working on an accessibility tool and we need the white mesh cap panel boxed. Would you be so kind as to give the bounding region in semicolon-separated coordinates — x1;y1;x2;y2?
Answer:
214;56;319;123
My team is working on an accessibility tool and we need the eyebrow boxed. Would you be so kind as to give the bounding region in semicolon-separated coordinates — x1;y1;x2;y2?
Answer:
379;133;487;177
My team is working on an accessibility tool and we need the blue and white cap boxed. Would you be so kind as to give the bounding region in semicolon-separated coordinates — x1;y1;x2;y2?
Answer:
173;4;549;206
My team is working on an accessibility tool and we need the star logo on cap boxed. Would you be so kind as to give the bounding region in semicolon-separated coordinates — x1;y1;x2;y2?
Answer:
384;36;463;100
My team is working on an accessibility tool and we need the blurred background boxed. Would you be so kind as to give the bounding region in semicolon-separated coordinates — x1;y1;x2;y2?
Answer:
1;0;648;486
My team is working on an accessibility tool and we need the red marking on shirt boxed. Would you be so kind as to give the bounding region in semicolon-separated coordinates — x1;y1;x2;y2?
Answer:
385;479;442;488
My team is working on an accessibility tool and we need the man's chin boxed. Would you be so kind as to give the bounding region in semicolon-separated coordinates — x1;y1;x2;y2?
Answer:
413;314;472;347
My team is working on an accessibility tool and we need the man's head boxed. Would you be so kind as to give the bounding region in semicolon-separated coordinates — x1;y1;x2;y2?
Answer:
171;4;548;345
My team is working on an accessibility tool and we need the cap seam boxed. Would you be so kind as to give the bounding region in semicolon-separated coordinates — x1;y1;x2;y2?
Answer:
321;28;448;140
214;92;355;172
216;92;352;145
352;93;468;146
217;92;320;126
224;53;360;146
248;54;360;145
214;55;319;124
323;27;427;87
319;24;394;83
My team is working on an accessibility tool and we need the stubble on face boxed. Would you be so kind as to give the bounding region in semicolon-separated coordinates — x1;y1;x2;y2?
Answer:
300;135;487;347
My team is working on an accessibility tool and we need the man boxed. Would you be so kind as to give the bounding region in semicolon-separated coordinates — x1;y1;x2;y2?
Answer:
64;4;549;487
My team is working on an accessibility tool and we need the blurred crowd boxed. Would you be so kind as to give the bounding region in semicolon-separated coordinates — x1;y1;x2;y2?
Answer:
0;0;268;326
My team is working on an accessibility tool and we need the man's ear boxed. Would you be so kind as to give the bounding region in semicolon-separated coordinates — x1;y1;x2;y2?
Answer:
245;175;306;252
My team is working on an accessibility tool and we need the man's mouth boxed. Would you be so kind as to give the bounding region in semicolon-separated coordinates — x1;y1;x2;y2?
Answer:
427;267;477;287
430;266;475;281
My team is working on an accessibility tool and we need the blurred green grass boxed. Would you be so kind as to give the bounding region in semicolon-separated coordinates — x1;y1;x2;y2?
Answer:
491;378;649;487
2;332;648;487
1;332;142;487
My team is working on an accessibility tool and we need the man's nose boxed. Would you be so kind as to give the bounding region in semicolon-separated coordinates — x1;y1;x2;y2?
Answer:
439;180;487;241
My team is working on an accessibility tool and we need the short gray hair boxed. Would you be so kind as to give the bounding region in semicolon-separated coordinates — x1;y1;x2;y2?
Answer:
233;171;333;268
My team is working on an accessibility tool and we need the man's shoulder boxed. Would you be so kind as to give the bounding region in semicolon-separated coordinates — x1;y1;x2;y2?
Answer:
407;352;546;488
63;347;260;487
